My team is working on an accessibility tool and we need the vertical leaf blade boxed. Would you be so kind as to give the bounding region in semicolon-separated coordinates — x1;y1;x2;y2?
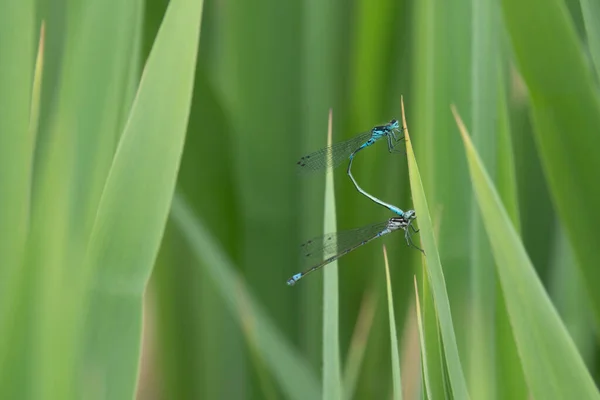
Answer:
501;0;600;327
383;246;403;400
402;100;470;400
323;111;342;400
454;107;600;400
81;0;204;397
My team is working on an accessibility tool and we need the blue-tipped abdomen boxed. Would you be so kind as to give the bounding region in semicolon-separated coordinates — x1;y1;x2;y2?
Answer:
287;273;303;286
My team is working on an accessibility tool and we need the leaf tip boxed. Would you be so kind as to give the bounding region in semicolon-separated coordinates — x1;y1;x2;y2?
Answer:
451;104;471;145
413;275;421;313
400;95;410;140
383;244;392;286
400;96;415;162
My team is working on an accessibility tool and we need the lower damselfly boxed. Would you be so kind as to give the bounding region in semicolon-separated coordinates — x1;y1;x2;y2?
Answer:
287;210;422;286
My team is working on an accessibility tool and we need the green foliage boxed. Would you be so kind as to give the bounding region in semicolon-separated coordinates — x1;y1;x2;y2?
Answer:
383;246;403;400
1;0;600;398
405;117;470;399
322;114;343;400
455;109;599;399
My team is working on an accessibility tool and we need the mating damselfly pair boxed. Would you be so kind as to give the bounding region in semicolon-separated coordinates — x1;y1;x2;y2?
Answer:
287;119;423;286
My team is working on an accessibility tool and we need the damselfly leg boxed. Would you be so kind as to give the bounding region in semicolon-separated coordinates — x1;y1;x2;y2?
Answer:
404;223;424;254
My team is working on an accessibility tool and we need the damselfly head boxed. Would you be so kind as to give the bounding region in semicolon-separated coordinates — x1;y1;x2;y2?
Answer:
403;209;416;221
389;119;400;130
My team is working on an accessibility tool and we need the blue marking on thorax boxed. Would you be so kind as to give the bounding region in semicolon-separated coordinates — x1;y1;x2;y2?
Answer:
357;126;393;152
371;128;388;140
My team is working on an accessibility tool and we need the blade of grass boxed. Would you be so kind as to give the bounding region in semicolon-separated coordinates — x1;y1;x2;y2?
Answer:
323;109;342;400
501;0;600;328
454;106;600;399
172;194;322;400
414;276;432;400
402;98;470;400
383;245;403;400
80;0;203;397
419;230;448;400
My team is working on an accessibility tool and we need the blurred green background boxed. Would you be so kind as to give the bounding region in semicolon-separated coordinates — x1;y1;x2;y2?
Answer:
2;0;600;398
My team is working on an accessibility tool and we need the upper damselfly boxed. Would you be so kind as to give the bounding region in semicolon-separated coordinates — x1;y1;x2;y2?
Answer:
296;119;404;173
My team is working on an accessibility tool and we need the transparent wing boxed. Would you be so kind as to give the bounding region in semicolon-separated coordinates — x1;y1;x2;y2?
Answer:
299;220;392;267
287;219;407;285
296;131;373;173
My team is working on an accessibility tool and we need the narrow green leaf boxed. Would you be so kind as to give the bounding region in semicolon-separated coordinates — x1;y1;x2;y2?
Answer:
501;0;600;328
171;195;322;400
81;0;203;397
421;263;448;400
383;246;403;400
322;110;342;400
413;276;432;400
402;100;470;400
454;106;600;400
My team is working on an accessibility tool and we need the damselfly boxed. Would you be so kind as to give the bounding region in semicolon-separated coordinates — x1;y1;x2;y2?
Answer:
287;210;422;286
296;119;404;173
